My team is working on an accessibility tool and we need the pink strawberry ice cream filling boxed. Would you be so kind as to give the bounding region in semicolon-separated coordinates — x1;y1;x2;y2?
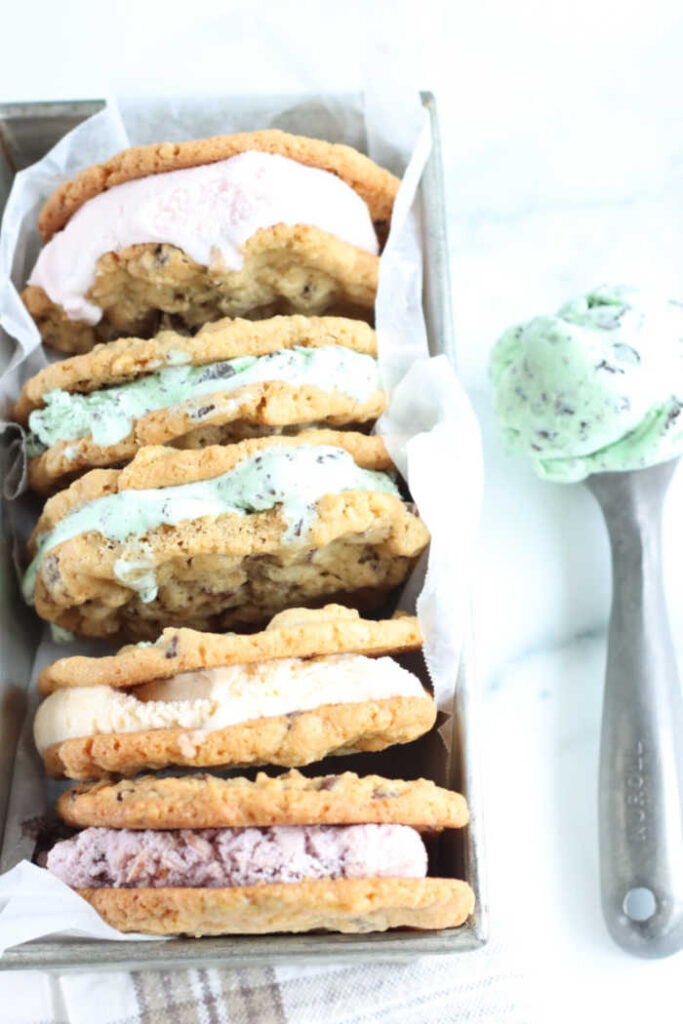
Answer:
29;150;379;324
46;824;427;889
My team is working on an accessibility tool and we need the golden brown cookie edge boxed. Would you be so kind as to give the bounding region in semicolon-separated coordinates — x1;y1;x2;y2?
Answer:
38;129;400;241
77;877;475;935
56;769;470;830
38;609;422;694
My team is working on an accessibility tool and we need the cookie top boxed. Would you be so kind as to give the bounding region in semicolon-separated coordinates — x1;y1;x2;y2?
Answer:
57;769;469;830
14;315;378;422
38;605;422;695
28;429;394;557
38;130;400;242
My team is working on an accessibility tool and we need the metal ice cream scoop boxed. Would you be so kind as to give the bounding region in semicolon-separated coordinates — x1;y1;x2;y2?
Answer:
587;459;683;957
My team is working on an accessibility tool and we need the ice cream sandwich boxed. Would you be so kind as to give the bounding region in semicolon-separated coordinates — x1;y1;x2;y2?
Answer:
14;315;384;494
34;605;434;779
23;431;429;639
46;770;473;935
23;130;399;353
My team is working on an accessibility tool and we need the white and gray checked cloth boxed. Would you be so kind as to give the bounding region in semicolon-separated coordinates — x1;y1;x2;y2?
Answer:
0;948;529;1024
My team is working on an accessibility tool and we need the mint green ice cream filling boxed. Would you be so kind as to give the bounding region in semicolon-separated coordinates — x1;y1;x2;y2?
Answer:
27;345;379;453
490;285;683;482
22;444;401;605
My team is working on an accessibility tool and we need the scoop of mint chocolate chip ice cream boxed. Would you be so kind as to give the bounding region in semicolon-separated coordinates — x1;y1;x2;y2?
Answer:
489;285;683;482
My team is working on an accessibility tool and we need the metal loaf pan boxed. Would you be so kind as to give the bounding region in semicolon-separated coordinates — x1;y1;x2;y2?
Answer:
0;92;487;970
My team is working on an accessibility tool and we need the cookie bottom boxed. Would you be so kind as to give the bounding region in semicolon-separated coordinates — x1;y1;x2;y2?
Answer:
34;493;424;639
43;696;436;780
79;877;475;935
23;226;378;354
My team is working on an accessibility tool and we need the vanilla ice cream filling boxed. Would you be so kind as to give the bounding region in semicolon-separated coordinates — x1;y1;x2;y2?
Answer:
33;653;428;754
29;151;380;324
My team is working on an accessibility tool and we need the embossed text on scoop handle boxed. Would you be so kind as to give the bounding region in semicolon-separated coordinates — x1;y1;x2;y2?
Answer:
588;460;683;957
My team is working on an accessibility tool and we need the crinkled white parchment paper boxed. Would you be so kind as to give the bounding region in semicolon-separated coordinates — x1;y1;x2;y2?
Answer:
0;87;482;951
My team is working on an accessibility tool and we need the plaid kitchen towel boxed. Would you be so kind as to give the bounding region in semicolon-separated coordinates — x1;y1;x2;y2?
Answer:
0;943;529;1024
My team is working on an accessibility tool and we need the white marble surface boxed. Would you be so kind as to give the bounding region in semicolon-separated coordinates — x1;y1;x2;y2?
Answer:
3;0;683;1019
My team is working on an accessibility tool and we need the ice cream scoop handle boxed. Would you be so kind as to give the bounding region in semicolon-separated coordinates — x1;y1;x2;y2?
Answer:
588;461;683;957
